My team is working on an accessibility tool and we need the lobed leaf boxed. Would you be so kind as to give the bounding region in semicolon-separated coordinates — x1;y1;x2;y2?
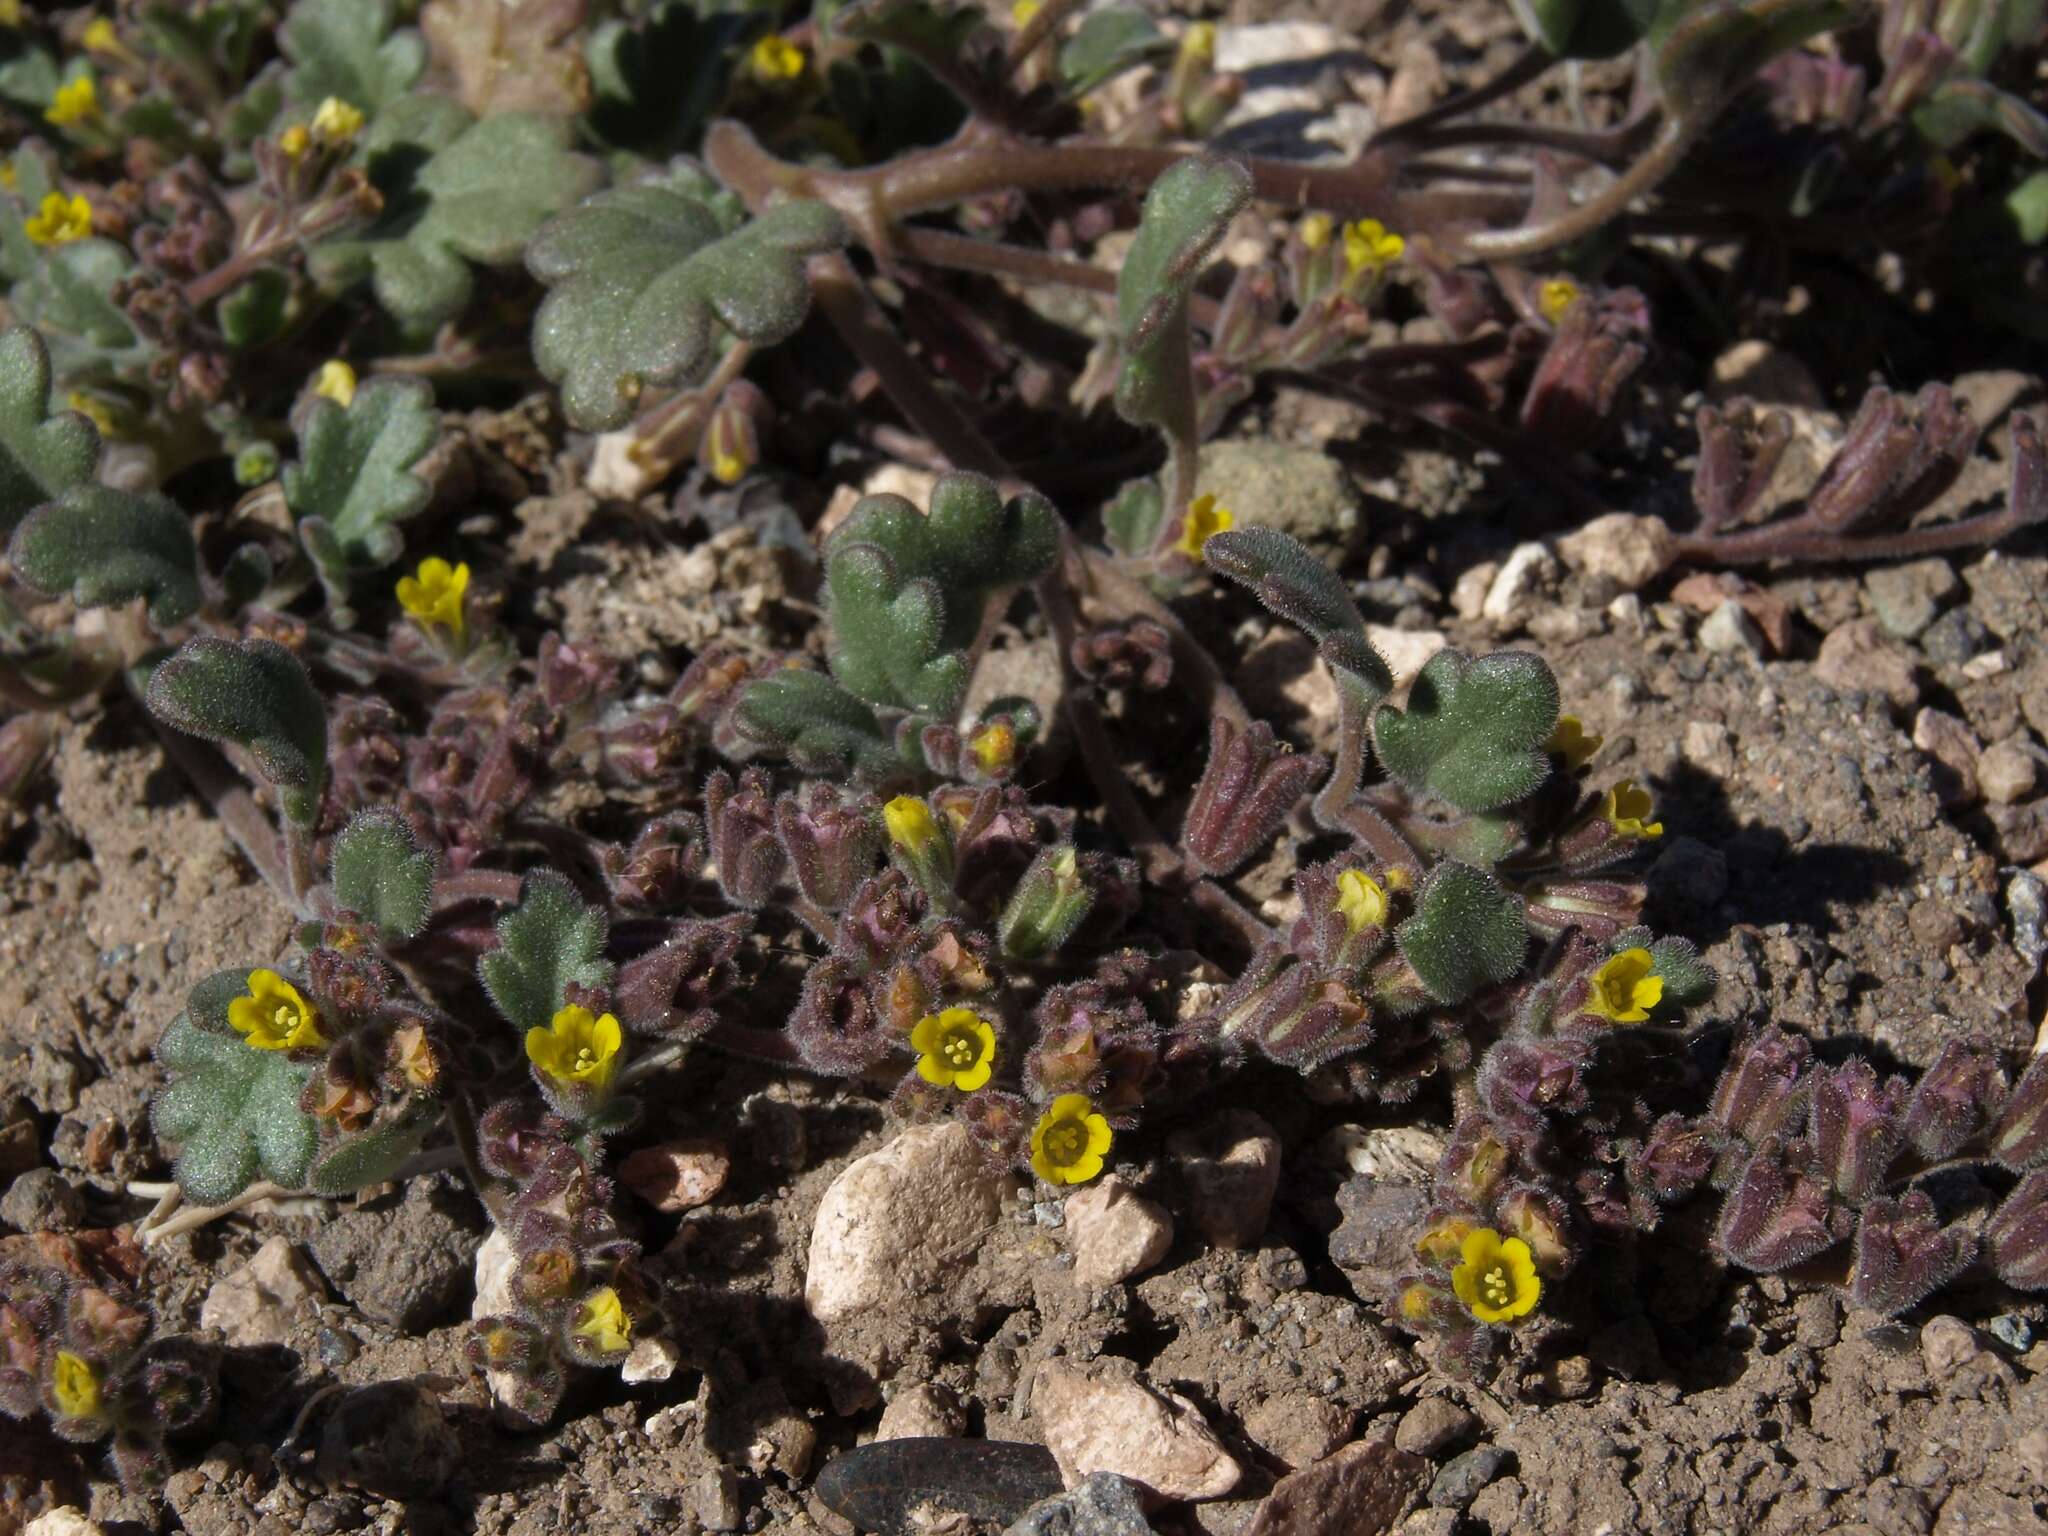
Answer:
1114;156;1250;439
1058;9;1171;96
331;808;435;940
153;976;317;1205
9;485;201;627
0;326;98;533
307;1106;439;1196
283;375;438;597
280;0;426;114
1372;648;1559;813
478;869;614;1033
732;668;903;780
145;637;329;826
1396;860;1528;1003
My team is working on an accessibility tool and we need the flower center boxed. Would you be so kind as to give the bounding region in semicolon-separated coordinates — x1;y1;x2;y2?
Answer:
1599;974;1631;1011
1480;1262;1512;1308
573;1046;598;1071
273;1004;299;1032
942;1029;979;1067
1047;1122;1085;1164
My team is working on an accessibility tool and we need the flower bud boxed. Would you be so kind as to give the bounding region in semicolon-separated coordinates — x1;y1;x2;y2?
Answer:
1182;717;1323;877
882;794;956;909
608;813;706;909
998;846;1093;962
1902;1037;2008;1161
788;955;892;1075
775;784;882;912
612;915;747;1037
1498;1185;1574;1277
1991;1052;2048;1172
1630;1112;1716;1204
1521;878;1647;942
1987;1170;2048;1290
1809;1058;1907;1200
705;768;786;908
1847;1192;1976;1316
1714;1136;1845;1273
1709;1027;1812;1147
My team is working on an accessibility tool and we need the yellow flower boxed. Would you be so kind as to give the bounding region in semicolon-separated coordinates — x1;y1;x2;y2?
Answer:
525;1004;623;1092
1583;947;1663;1024
82;19;120;54
313;359;357;407
1030;1093;1113;1185
883;795;939;857
279;123;311;161
51;1351;101;1419
1180;21;1216;62
396;556;470;641
1342;218;1404;277
311;96;364;148
911;1007;997;1092
751;33;805;84
1546;714;1602;772
969;721;1016;776
1011;0;1042;25
1173;493;1233;559
1449;1226;1541;1325
65;391;117;438
1398;1282;1435;1323
572;1286;632;1354
1539;278;1581;324
0;0;20;27
1415;1216;1475;1267
25;192;92;247
1299;212;1333;250
227;969;327;1052
1334;869;1388;935
45;76;100;128
1603;779;1664;841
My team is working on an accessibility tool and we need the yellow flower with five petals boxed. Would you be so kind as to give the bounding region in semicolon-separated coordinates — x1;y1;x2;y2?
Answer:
51;1350;102;1419
1030;1093;1112;1185
572;1286;632;1354
526;1004;622;1092
396;557;470;642
1539;278;1581;324
1173;493;1232;559
1602;779;1663;841
911;1007;997;1092
1583;947;1663;1024
1335;869;1387;934
1449;1226;1540;1325
1546;714;1602;771
751;33;805;84
312;359;356;407
25;192;92;247
1342;218;1403;278
46;76;101;128
227;969;327;1051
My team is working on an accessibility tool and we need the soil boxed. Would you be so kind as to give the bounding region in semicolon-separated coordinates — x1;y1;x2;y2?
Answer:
4;5;2048;1536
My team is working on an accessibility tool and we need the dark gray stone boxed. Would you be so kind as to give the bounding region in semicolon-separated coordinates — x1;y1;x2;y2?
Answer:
1;1167;84;1232
307;1172;485;1331
1429;1445;1512;1508
1005;1471;1154;1535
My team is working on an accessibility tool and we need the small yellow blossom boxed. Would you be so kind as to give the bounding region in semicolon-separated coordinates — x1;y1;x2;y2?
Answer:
1299;212;1333;250
1011;0;1042;25
911;1006;998;1092
1335;869;1388;934
883;795;940;857
1415;1216;1475;1267
313;358;357;407
1449;1226;1541;1325
1546;714;1602;772
66;391;117;438
1399;1282;1435;1322
279;123;311;161
45;75;100;128
969;721;1016;776
1030;1093;1112;1185
572;1286;632;1354
1583;947;1663;1024
0;0;20;27
525;1004;622;1092
751;33;806;84
228;969;327;1052
25;192;93;247
82;19;121;54
1602;779;1664;841
51;1350;101;1419
396;556;470;641
1173;493;1232;559
310;96;364;148
0;161;16;191
1538;278;1581;324
1342;218;1404;277
1180;22;1216;62
1382;865;1411;891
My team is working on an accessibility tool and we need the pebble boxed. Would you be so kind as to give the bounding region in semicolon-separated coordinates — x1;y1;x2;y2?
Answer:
1428;1446;1512;1508
1919;607;1988;666
1919;1315;1983;1378
308;1173;485;1331
621;1335;681;1384
1196;440;1360;548
1169;1109;1284;1250
1481;543;1557;627
1248;1439;1431;1536
24;1511;103;1536
1682;720;1735;777
1698;599;1765;659
1911;708;1982;805
1554;513;1674;590
1977;737;2038;805
1394;1399;1480;1457
1003;1472;1152;1536
0;1167;83;1232
2008;870;2048;970
1451;563;1498;622
1064;1175;1174;1287
1243;1391;1354;1470
199;1235;328;1348
1650;836;1729;914
1365;625;1449;688
1864;559;1958;640
1033;1361;1243;1501
617;1138;732;1212
1708;339;1825;408
0;1116;39;1178
877;1382;967;1441
806;1122;1009;1324
1815;619;1921;712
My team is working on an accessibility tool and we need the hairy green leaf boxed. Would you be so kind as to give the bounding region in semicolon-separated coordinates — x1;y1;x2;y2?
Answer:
0;326;99;533
12;239;139;352
145;637;329;825
479;869;614;1033
528;177;848;430
9;485;201;626
307;1105;438;1196
331;808;434;939
1058;9;1170;95
1515;0;1661;59
586;5;750;155
153;975;318;1204
1396;861;1528;1004
1204;526;1392;696
283;375;438;604
280;0;426;113
733;668;903;780
1373;648;1559;813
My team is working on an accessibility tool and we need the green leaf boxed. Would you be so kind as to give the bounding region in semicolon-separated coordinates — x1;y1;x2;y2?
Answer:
279;0;426;114
13;239;139;351
1372;648;1559;813
1395;861;1528;1004
1204;527;1392;697
528;179;848;430
219;269;292;349
0;326;100;534
9;485;201;627
479;869;613;1033
1651;0;1849;115
2009;171;2048;246
145;637;329;825
331;808;434;939
311;101;602;331
1913;79;2048;157
586;5;751;155
732;668;902;780
1102;477;1164;558
306;1105;438;1196
1645;934;1714;1007
1516;0;1662;59
282;376;437;601
823;472;1059;715
1114;156;1250;446
1058;9;1170;95
153;997;317;1204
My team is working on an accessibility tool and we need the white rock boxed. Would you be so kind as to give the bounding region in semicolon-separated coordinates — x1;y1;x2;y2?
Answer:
1064;1175;1174;1288
806;1122;1009;1324
622;1335;682;1384
472;1227;525;1417
1481;543;1557;625
199;1235;326;1348
1978;738;2039;806
877;1382;967;1441
1450;562;1497;622
1698;600;1766;659
1321;1124;1445;1182
26;1510;104;1536
1364;626;1447;689
1555;513;1675;590
587;429;660;500
1034;1362;1242;1501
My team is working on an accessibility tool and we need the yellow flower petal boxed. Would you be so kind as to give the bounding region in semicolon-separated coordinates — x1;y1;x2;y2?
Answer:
526;1004;623;1091
396;556;470;641
1031;1093;1112;1185
1583;947;1663;1024
751;33;805;84
313;359;356;407
1603;779;1664;841
883;796;939;857
1546;714;1602;772
1335;869;1387;934
572;1286;632;1353
1173;493;1232;560
1450;1226;1540;1324
227;968;327;1051
310;96;364;147
51;1350;101;1419
25;192;93;247
45;76;100;128
1538;278;1581;324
